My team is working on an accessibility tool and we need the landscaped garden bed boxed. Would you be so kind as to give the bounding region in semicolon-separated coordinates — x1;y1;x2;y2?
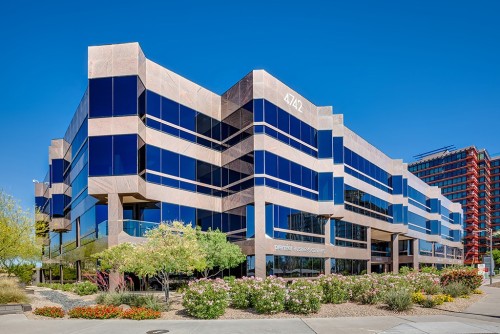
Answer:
26;267;486;320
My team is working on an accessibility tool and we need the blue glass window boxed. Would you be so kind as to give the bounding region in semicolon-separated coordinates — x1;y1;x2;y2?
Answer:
89;136;112;176
161;149;179;177
146;145;161;172
51;159;65;184
146;91;161;119
319;173;333;201
278;156;290;182
318;130;333;159
113;76;137;116
89;77;112;118
180;105;196;131
264;100;277;127
254;99;264;122
180;155;195;180
333;137;343;164
162;97;179;124
113;135;137;175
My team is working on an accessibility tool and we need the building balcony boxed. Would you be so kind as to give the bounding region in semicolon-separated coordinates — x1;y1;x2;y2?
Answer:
50;217;71;231
123;220;160;237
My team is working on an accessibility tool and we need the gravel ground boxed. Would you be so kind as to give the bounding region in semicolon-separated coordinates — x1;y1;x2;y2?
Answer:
24;287;485;320
159;291;485;320
25;286;97;320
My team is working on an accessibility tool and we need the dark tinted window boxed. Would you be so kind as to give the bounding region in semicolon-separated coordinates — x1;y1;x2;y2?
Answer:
113;76;137;116
89;136;112;176
89;77;112;118
113;135;137;175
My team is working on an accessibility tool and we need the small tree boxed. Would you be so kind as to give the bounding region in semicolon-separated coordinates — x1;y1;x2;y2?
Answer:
492;249;500;269
197;228;246;278
132;222;206;302
92;243;135;291
0;191;40;277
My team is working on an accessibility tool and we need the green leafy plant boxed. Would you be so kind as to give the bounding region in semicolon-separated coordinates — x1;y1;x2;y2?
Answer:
182;278;230;319
384;288;413;312
34;306;65;318
420;296;437;308
252;276;287;314
442;282;471;298
73;281;98;296
285;280;323;314
120;307;161;320
96;293;165;312
318;274;350;304
68;305;122;319
228;277;260;309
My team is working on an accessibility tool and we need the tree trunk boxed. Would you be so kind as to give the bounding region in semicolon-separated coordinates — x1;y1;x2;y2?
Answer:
163;274;170;302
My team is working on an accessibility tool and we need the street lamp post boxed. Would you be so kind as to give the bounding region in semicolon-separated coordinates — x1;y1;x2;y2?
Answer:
470;228;495;285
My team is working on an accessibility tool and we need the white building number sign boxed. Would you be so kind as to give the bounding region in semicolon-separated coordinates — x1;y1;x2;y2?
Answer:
284;93;303;113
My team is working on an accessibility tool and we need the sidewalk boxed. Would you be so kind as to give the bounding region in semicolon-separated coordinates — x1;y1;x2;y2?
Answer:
1;283;500;334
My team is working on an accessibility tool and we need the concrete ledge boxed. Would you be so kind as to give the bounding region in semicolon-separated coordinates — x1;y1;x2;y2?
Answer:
0;304;31;315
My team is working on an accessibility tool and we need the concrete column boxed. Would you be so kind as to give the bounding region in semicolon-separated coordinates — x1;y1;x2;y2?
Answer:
412;239;419;270
324;218;332;274
367;227;372;274
59;264;64;284
107;193;123;291
254;196;267;278
76;260;82;282
392;233;399;274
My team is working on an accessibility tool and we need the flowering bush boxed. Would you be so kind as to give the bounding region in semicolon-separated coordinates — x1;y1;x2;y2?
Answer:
285;280;323;314
412;291;425;304
68;305;122;319
473;289;483;294
440;267;482;291
73;281;99;296
34;306;65;318
318;274;350;304
121;307;161;320
432;294;454;305
182;278;230;319
349;274;385;304
442;282;471;298
229;276;261;309
253;276;287;314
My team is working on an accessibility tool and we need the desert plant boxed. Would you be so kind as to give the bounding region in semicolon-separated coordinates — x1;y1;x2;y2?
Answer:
182;278;230;319
73;281;98;296
440;267;482;291
34;306;65;318
318;274;350;304
0;278;28;304
68;305;122;319
286;280;323;314
384;288;413;312
442;282;471;298
473;289;483;294
95;293;165;311
252;276;287;314
420;296;437;308
120;307;161;320
62;283;74;292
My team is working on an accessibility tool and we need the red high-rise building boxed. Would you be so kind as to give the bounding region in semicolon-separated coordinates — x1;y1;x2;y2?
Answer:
409;147;499;265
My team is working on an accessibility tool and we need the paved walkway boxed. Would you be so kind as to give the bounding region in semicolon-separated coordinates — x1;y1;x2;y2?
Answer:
1;281;500;334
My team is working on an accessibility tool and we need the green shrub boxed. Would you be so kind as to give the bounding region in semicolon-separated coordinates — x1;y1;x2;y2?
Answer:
285;280;323;314
11;264;35;284
73;281;98;296
420;297;437;308
442;282;471;298
384;288;413;312
0;278;28;304
96;293;165;311
252;276;287;314
182;278;230;319
34;306;65;318
229;277;260;309
62;283;74;292
422;282;442;295
318;274;350;304
440;267;482;291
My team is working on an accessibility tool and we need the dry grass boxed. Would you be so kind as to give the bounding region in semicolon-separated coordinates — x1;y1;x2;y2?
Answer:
0;277;28;304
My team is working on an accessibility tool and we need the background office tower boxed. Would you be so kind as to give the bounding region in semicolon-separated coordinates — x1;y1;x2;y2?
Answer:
409;147;500;264
35;43;463;284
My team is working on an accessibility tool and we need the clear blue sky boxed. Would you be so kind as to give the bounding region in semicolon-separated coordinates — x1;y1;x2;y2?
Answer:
0;0;499;211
